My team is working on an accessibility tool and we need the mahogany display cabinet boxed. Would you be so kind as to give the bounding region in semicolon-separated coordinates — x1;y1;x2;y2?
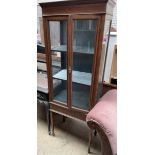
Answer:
39;0;116;135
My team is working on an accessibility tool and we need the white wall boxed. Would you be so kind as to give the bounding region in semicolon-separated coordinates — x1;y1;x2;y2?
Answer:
104;33;117;83
112;5;117;30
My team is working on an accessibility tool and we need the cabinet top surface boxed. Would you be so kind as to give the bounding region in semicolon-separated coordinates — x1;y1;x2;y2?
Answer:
39;0;116;6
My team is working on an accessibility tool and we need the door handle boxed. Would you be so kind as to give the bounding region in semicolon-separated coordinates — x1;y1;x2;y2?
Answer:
68;66;72;74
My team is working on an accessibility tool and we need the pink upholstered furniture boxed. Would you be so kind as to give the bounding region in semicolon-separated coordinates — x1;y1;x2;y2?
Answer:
86;89;117;155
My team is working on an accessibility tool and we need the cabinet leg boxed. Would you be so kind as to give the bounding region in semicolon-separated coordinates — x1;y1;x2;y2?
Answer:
88;129;92;153
45;102;51;135
51;112;55;136
94;129;97;136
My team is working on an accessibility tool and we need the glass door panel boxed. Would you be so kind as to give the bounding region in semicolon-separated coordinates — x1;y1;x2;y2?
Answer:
49;20;67;105
72;19;97;110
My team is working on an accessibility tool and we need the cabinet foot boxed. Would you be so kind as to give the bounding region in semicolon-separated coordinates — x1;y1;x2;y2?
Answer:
51;112;55;136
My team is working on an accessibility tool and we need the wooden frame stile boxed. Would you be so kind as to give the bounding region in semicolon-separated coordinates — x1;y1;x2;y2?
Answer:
91;15;105;108
67;15;73;110
43;17;53;102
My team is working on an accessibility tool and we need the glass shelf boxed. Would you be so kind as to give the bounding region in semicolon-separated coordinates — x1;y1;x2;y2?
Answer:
53;69;92;86
51;45;94;54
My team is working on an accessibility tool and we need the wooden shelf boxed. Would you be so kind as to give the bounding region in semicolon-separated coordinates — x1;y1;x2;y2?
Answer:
37;53;46;63
51;45;94;54
37;44;45;53
37;72;61;93
53;69;92;86
37;62;47;72
37;72;48;93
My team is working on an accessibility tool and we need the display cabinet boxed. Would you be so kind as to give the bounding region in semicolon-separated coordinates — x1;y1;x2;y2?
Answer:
39;0;116;135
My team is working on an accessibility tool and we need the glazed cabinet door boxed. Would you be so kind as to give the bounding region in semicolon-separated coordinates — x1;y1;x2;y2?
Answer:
70;15;100;111
48;17;69;106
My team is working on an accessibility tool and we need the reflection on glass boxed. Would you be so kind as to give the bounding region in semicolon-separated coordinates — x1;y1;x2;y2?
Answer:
72;19;97;110
49;20;67;105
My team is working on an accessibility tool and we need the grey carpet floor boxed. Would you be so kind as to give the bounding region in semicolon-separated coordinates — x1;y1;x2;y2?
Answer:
37;115;101;155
